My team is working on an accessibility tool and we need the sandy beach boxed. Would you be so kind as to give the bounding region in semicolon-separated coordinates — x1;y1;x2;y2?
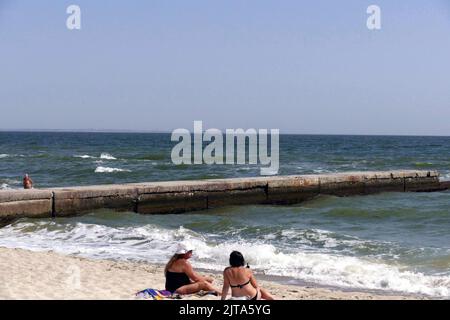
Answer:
0;247;423;300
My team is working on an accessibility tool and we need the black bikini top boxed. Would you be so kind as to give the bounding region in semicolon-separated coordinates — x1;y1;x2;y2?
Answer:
229;279;251;289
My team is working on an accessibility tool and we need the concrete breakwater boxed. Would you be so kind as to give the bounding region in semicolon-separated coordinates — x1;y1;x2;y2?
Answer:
0;170;447;224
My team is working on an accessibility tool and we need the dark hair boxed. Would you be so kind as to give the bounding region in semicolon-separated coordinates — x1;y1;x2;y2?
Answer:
229;251;245;267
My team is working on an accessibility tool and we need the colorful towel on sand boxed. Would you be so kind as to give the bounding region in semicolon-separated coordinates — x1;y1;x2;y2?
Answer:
136;289;217;300
136;289;179;300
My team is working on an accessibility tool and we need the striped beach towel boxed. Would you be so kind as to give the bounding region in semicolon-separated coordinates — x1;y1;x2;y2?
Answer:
136;289;178;300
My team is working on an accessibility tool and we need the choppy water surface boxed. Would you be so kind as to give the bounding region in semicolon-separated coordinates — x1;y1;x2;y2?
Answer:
1;132;449;189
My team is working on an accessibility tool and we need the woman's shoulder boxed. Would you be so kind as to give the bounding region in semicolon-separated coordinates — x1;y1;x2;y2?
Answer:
178;258;190;267
170;258;188;271
224;266;251;275
245;267;254;276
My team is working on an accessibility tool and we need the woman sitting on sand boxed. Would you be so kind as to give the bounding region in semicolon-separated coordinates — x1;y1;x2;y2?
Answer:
221;251;274;300
164;245;221;296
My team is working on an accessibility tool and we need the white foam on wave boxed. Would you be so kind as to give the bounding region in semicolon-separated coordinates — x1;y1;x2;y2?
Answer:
95;166;130;173
74;153;117;160
440;172;450;182
0;222;448;298
279;228;368;249
100;153;117;160
0;154;24;159
0;179;21;189
0;222;194;263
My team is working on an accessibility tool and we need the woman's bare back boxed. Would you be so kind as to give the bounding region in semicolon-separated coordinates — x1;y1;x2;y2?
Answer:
225;267;258;299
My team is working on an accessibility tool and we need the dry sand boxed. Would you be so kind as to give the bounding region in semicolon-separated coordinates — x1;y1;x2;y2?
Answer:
0;247;423;300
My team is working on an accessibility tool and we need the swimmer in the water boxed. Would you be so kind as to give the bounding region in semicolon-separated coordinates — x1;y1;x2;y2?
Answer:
23;174;33;189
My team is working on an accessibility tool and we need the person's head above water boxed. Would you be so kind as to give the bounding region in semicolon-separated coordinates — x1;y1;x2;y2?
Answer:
229;251;246;267
23;174;33;189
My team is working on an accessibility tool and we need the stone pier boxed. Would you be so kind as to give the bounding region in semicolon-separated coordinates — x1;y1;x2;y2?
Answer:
0;170;447;224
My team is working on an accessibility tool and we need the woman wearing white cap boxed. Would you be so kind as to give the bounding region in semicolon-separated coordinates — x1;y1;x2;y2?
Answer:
164;244;220;296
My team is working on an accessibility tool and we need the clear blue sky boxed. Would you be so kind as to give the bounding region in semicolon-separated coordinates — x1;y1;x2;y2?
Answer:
1;0;450;135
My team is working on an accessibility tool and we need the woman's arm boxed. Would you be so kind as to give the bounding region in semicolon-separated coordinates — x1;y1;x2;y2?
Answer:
183;261;203;282
221;270;230;300
249;269;260;290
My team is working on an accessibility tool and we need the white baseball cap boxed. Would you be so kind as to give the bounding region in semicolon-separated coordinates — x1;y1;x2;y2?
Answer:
175;244;192;255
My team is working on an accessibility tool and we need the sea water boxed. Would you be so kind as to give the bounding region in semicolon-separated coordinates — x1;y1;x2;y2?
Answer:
0;132;449;297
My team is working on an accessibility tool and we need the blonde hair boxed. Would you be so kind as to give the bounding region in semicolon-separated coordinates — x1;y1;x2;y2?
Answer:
164;254;184;276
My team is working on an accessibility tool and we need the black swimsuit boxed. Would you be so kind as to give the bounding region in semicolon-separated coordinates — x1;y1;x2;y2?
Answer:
165;271;191;293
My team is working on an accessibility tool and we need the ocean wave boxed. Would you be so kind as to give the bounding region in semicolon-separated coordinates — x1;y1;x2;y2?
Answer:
74;153;117;160
0;221;448;297
74;155;95;159
0;154;25;159
0;183;10;190
0;179;22;189
238;167;253;171
100;153;117;160
279;228;369;249
94;166;130;173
